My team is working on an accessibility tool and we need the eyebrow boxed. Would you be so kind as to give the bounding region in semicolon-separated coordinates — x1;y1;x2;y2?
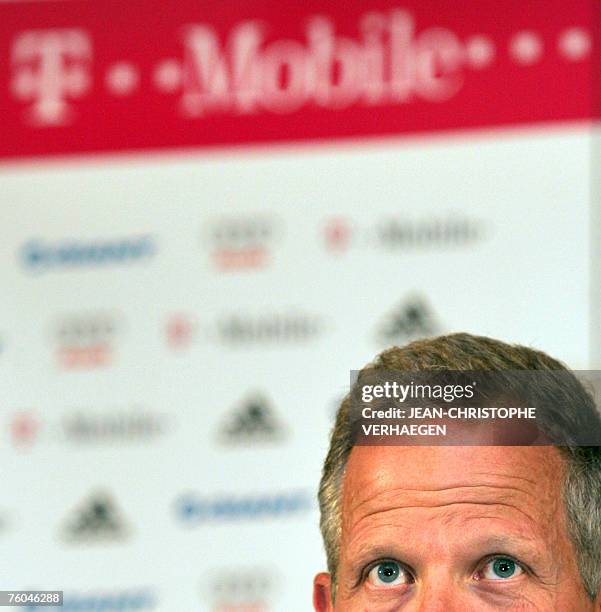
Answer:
472;533;544;557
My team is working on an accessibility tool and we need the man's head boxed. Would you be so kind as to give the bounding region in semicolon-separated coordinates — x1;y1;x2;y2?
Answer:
313;333;601;611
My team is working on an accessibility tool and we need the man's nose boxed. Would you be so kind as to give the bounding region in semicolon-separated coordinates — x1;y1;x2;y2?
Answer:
409;579;472;612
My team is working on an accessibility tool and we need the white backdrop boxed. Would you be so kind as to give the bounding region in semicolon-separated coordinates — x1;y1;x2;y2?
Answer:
0;125;595;610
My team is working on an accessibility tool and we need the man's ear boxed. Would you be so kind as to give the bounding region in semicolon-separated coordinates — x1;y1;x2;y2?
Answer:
313;572;334;611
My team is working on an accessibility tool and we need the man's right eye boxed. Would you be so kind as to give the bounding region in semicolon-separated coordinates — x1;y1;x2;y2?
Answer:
367;560;412;588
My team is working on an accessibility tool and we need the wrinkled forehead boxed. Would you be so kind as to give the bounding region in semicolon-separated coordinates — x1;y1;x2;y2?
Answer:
341;444;565;521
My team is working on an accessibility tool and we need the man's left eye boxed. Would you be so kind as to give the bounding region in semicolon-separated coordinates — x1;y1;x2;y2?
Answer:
480;557;524;580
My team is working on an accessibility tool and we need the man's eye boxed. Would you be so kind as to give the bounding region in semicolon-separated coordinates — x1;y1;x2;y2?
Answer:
367;561;411;587
480;557;524;581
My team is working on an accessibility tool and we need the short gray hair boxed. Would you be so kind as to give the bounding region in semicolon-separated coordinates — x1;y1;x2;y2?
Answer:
318;333;601;600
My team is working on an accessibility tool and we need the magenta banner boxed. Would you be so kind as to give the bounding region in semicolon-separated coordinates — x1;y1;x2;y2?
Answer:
0;0;598;159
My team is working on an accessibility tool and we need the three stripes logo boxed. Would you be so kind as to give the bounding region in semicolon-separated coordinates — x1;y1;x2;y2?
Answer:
377;295;441;345
218;394;287;446
61;490;130;543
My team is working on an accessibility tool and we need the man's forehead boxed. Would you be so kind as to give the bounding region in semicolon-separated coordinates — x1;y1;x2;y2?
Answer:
342;445;564;513
337;445;574;594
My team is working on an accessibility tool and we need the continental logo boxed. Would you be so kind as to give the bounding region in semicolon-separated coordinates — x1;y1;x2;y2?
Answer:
20;235;156;272
24;589;156;611
175;490;312;524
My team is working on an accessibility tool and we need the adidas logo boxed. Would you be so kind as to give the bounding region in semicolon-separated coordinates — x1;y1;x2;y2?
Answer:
61;491;129;543
377;296;441;345
218;394;286;445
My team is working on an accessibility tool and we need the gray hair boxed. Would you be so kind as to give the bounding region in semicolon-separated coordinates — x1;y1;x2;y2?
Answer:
318;333;601;600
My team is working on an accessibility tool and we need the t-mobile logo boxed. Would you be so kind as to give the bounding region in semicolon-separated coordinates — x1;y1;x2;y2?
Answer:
11;28;92;126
